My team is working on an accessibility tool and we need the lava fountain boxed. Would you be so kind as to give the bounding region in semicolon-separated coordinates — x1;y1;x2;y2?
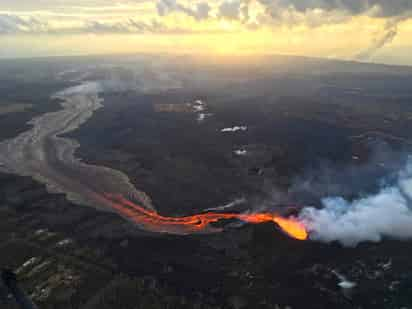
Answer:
103;193;308;240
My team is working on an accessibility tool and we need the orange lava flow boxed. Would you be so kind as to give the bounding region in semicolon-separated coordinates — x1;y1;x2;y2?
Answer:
102;193;308;240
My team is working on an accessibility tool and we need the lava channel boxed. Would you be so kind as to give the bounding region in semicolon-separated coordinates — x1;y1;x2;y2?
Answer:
103;193;308;240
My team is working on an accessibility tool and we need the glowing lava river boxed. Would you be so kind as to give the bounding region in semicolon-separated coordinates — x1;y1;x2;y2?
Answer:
103;194;308;240
0;82;308;241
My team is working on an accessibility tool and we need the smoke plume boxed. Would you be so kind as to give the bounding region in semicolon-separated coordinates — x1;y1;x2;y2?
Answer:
299;156;412;247
355;19;399;60
355;14;411;60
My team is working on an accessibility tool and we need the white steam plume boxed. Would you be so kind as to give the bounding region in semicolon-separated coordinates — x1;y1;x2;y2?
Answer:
205;198;246;212
221;126;248;132
299;156;412;247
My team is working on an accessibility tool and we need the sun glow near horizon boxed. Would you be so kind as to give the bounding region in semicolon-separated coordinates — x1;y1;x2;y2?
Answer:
1;1;412;65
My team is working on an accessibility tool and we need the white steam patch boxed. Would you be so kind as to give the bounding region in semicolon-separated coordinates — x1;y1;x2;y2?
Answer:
193;99;205;112
221;126;248;133
193;105;205;112
300;157;412;246
234;149;248;156
197;113;213;122
205;198;246;212
191;99;212;123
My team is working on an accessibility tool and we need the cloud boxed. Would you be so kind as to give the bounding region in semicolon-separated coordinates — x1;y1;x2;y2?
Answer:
253;1;412;60
219;0;242;19
255;0;412;29
82;19;166;34
75;19;213;35
299;156;412;247
218;0;252;22
2;0;412;62
0;14;47;34
0;14;196;35
258;0;412;18
156;0;211;20
195;2;212;20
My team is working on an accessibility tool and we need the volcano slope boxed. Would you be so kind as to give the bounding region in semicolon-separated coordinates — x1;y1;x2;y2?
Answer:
1;176;412;309
1;56;412;308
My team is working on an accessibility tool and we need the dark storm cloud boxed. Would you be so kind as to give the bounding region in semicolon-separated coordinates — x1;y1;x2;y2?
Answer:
156;0;211;20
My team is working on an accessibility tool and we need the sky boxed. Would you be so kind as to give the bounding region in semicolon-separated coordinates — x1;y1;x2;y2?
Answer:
1;0;412;65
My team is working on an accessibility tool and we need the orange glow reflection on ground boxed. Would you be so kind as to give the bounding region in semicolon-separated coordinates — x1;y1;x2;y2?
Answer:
103;193;308;240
